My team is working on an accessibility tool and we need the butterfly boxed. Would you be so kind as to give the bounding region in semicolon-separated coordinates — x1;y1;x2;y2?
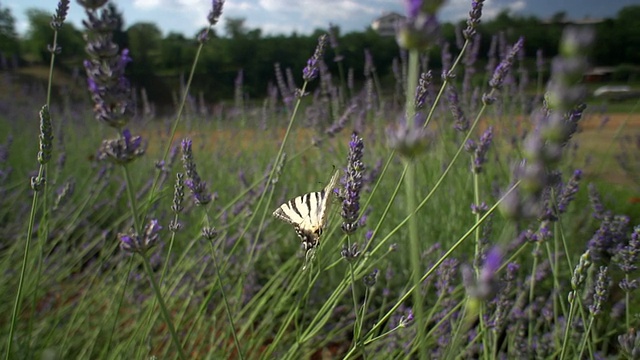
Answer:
273;170;340;252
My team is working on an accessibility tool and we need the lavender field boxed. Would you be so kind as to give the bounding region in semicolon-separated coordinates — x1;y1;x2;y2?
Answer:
2;0;640;359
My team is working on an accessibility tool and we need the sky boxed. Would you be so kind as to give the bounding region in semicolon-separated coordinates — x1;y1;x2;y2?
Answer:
8;0;639;38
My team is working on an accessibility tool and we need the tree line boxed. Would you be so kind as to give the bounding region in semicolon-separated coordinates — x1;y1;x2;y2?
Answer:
0;3;639;104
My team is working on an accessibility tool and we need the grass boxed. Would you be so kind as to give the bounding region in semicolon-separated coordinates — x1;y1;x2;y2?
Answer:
2;1;640;359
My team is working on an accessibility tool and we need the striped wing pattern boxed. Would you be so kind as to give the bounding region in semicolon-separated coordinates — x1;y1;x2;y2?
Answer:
273;171;339;250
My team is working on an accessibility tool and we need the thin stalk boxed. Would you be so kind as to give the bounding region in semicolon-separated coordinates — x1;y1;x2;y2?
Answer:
347;255;363;358
559;292;577;360
140;254;187;360
405;160;425;359
104;257;134;353
208;240;244;359
6;182;41;359
528;241;541;347
578;316;596;359
142;27;212;217
472;168;489;360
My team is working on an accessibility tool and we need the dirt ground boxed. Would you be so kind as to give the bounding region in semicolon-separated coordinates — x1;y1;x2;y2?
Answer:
574;112;640;190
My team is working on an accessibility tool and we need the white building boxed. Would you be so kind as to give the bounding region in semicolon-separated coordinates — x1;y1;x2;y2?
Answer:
371;12;405;36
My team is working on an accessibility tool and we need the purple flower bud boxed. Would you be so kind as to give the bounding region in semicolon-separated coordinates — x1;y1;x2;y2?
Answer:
302;34;327;82
207;0;224;26
463;0;485;40
98;129;146;164
50;0;70;30
488;37;524;90
341;133;365;234
119;219;162;253
181;138;212;206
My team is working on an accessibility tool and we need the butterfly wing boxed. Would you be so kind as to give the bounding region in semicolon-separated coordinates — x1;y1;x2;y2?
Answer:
317;170;340;228
273;170;340;250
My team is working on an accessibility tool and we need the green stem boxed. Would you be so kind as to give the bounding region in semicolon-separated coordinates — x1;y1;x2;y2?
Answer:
405;50;419;125
528;241;541;347
140;254;187;360
6;185;40;359
121;164;142;233
347;253;363;358
208;240;244;359
578;316;595;359
405;160;425;359
559;292;576;360
105;256;134;353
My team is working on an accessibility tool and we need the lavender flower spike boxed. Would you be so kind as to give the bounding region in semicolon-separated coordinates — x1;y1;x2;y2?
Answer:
302;34;328;82
50;0;70;30
341;132;365;234
38;105;53;165
463;0;485;40
119;219;162;254
181;138;212;206
556;169;582;213
589;266;609;317
488;37;524;90
98;129;146;164
208;0;225;26
472;126;493;173
81;2;133;128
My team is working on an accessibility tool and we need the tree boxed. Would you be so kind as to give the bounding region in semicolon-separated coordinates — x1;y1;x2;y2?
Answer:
0;2;19;57
127;22;162;68
616;5;640;63
224;17;248;39
23;9;84;65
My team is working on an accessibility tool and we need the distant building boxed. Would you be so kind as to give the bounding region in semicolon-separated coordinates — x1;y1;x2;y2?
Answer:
371;12;405;36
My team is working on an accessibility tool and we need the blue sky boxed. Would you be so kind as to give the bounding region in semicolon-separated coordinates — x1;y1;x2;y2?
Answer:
9;0;638;38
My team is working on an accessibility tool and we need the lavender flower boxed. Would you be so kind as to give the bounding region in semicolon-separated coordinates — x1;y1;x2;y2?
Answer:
77;0;108;11
470;202;489;215
588;214;630;262
588;266;609;316
37;105;53;165
446;83;468;132
364;49;375;77
325;103;357;137
341;243;361;261
463;0;485;40
571;250;591;291
119;219;162;253
302;34;327;82
588;183;608;220
556;169;582;213
50;0;70;30
465;127;493;173
415;71;432;109
81;2;133;128
396;0;443;51
201;226;218;241
465;247;501;300
387;116;430;158
488;37;524;91
181;138;212;206
171;173;185;214
341;133;365;235
619;328;640;359
207;0;224;26
614;226;640;274
363;269;379;287
98;129;146;164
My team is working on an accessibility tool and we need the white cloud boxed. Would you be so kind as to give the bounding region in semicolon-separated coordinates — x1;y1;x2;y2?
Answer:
132;0;162;9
